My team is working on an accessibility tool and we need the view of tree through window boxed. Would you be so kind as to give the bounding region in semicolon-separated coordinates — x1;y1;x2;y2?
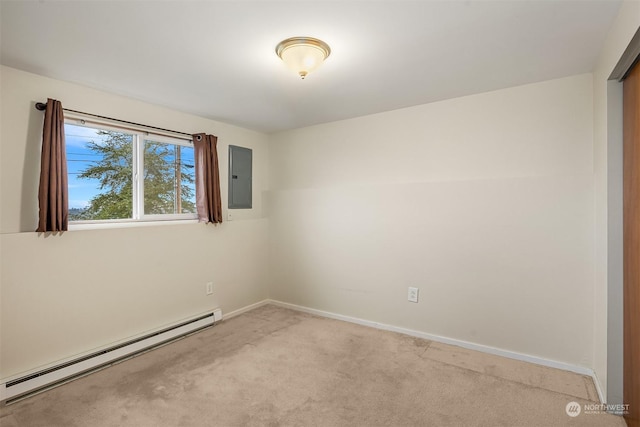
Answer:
65;123;196;222
144;140;195;215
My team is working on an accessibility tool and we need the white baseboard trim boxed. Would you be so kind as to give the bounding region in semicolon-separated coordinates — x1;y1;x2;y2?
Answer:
266;299;604;403
591;371;606;406
1;298;605;405
223;299;271;321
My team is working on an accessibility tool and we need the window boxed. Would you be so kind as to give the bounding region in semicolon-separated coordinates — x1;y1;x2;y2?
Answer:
65;121;196;223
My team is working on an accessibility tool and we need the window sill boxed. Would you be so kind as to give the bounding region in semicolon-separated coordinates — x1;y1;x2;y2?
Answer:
68;218;199;231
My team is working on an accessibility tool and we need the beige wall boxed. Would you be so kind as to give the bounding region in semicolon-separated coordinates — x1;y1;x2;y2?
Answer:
592;0;640;404
0;66;269;379
0;35;629;398
268;74;597;369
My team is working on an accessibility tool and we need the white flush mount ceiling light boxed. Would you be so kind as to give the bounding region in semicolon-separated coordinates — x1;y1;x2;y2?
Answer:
276;37;331;79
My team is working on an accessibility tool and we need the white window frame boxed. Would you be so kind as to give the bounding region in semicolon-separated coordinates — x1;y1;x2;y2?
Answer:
138;134;197;222
65;117;198;227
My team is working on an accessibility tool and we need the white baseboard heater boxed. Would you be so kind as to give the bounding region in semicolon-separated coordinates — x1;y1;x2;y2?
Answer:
1;308;222;404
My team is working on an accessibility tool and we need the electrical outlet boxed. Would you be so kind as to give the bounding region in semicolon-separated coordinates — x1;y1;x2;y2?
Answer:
206;282;214;295
408;287;419;303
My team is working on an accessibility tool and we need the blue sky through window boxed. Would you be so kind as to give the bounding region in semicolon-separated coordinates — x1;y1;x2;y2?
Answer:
65;123;127;209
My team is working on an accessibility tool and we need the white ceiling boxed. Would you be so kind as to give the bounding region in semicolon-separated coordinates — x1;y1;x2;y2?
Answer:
0;1;621;133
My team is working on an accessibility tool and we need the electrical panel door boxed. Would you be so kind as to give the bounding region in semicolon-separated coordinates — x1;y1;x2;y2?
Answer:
228;145;252;209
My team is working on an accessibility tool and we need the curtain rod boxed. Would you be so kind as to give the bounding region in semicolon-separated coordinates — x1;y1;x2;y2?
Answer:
35;102;200;141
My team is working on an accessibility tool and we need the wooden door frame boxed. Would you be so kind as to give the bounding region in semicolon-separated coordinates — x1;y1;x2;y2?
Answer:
623;63;640;427
610;26;640;426
609;29;640;427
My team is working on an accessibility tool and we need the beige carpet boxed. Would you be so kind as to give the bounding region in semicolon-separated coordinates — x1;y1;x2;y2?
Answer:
0;305;627;427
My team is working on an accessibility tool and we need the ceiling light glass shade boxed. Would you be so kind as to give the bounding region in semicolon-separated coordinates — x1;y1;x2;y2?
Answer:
276;37;331;79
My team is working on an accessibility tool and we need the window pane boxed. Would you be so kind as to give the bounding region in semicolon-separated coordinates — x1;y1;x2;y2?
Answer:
65;123;134;220
143;140;195;215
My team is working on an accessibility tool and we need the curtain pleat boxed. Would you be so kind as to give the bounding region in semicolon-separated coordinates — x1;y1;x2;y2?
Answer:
193;133;223;224
36;98;68;232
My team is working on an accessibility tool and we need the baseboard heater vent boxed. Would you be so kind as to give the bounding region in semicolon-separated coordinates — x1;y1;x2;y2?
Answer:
1;308;222;404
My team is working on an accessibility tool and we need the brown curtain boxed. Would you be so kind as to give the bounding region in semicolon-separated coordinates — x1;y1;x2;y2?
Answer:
193;133;222;224
36;98;68;232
